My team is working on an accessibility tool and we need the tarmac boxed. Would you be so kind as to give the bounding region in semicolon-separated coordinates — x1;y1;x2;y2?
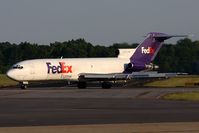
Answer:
1;123;199;133
0;87;199;132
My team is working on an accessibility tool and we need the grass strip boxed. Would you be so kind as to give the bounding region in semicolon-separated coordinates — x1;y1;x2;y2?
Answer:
163;92;199;101
144;77;199;87
0;74;18;87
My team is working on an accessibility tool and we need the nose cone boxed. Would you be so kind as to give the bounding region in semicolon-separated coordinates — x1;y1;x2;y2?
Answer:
6;70;16;81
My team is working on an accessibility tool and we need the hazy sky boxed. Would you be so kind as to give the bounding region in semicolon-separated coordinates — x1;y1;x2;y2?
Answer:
0;0;198;45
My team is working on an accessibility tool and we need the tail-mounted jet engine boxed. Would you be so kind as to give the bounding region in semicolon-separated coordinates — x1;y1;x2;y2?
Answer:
124;63;159;73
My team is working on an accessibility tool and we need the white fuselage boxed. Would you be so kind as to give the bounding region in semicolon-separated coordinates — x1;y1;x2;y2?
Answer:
7;58;129;82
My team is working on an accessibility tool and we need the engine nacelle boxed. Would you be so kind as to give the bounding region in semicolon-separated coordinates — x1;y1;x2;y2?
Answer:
124;63;159;72
124;63;145;72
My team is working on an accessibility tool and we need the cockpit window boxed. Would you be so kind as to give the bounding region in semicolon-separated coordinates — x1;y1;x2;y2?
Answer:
12;65;23;69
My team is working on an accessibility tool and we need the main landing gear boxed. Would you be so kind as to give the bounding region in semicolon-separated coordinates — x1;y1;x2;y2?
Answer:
77;81;87;89
101;81;112;89
77;81;112;89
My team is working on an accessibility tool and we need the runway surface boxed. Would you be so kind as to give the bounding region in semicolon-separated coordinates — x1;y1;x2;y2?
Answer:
1;123;199;133
0;87;199;127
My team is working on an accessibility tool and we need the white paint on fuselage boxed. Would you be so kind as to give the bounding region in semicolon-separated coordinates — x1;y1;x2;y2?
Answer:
7;58;129;82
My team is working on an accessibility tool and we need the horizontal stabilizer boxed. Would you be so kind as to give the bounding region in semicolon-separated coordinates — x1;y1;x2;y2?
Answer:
152;34;188;41
153;34;188;38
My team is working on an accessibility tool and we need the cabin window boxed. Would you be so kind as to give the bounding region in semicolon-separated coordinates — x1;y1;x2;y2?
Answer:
12;65;23;69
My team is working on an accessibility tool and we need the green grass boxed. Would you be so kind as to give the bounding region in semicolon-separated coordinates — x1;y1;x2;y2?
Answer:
163;92;199;101
0;74;18;87
144;76;199;87
1;74;199;88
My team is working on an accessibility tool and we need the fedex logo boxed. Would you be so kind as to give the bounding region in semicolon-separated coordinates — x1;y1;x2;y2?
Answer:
141;47;155;54
46;62;72;74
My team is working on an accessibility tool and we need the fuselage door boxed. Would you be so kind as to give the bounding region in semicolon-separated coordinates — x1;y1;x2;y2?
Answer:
29;63;35;80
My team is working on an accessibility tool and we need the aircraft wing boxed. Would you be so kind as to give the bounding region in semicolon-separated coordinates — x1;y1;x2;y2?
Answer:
78;71;185;81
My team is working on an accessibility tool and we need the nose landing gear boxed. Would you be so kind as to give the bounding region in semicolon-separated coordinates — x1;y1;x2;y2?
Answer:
20;82;28;90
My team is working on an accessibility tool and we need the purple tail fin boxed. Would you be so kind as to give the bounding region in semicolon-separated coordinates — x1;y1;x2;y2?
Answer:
129;32;187;71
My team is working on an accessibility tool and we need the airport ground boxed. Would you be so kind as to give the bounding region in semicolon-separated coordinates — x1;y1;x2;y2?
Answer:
0;87;199;132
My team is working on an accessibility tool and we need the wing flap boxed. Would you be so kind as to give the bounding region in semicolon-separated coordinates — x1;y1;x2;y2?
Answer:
78;71;183;81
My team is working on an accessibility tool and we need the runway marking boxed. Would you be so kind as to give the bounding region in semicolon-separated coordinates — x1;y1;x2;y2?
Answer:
135;91;151;98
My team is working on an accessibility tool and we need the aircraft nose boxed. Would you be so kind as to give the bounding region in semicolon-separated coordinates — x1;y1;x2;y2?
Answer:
6;70;16;80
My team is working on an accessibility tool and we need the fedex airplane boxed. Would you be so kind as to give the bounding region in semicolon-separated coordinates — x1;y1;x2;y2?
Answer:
6;32;186;89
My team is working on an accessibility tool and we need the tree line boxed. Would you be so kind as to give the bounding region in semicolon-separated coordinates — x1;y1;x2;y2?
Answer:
0;38;199;74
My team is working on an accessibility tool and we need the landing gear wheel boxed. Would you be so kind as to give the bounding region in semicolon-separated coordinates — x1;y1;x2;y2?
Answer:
101;82;112;89
78;82;87;89
20;82;28;90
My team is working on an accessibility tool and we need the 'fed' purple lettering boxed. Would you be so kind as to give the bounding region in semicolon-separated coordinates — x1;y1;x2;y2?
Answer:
46;62;73;74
